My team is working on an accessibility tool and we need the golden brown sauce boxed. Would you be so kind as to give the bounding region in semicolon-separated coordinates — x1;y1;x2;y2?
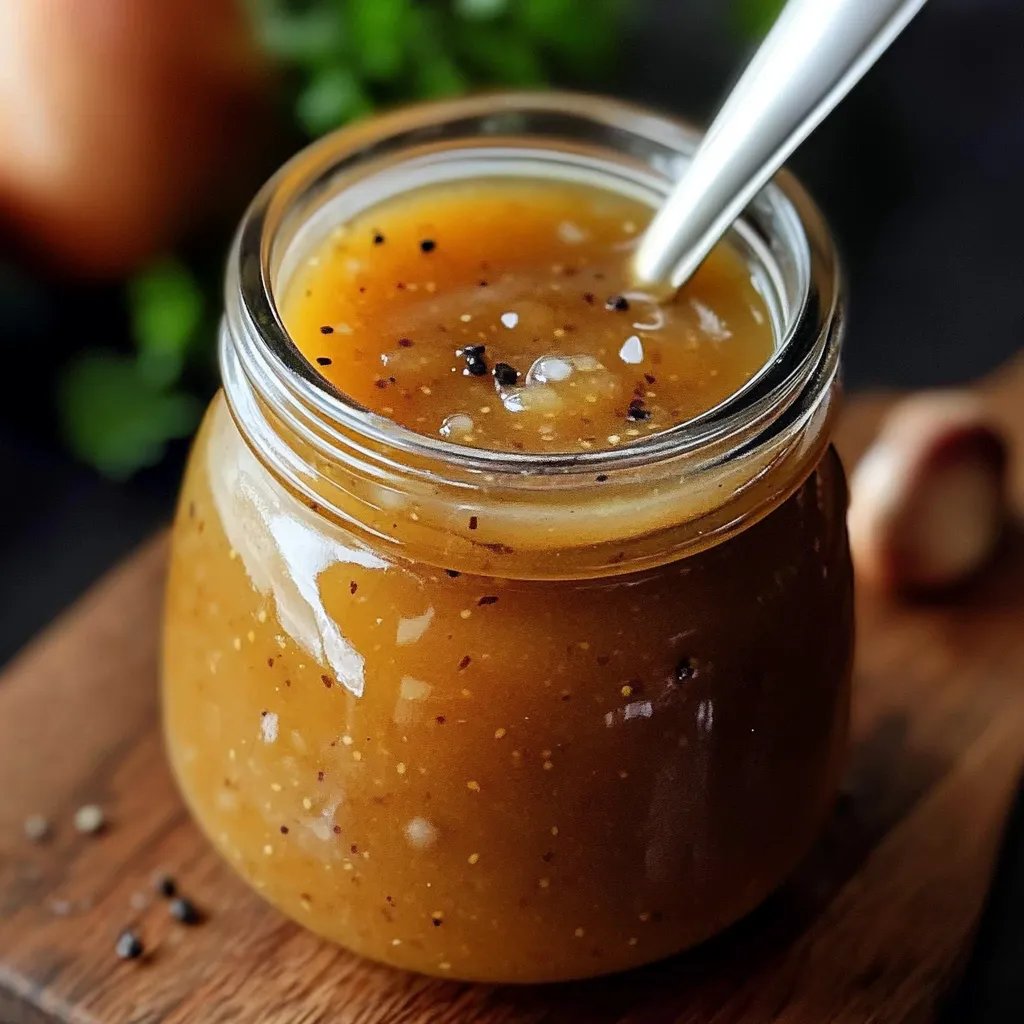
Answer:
282;180;773;452
162;175;851;984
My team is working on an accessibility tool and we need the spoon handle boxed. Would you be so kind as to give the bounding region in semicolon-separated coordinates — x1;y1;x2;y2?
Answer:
632;0;928;295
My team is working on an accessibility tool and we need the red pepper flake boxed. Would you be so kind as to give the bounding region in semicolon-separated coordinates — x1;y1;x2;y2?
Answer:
644;373;657;385
373;232;385;245
478;595;499;606
280;825;289;834
350;843;359;854
675;658;697;683
541;850;554;862
478;280;489;287
458;655;472;670
267;657;275;668
596;474;608;483
374;378;389;389
349;581;358;595
317;771;325;781
445;569;461;578
627;399;652;422
596;655;610;666
606;295;630;311
398;338;414;348
480;541;514;554
319;325;334;335
436;715;447;725
333;825;342;835
420;239;436;253
285;679;291;687
316;356;333;366
582;291;595;305
468;516;478;530
321;674;333;689
396;282;406;290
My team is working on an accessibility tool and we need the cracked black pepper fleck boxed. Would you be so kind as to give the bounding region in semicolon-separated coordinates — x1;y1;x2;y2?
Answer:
169;897;202;925
493;363;519;386
115;930;144;960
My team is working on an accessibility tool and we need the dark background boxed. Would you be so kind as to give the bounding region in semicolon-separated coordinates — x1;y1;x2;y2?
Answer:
0;0;1022;1017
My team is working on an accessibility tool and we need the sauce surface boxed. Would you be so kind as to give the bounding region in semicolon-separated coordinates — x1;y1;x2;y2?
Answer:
282;180;773;453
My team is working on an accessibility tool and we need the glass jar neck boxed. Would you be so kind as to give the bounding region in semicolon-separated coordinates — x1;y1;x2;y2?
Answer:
220;92;842;580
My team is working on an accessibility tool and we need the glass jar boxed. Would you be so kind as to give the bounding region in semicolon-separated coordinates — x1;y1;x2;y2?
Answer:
162;92;852;984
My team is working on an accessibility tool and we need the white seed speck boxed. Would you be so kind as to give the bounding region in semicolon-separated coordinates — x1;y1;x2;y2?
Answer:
574;927;586;938
24;814;50;842
460;313;472;322
396;762;407;775
624;700;654;720
468;852;480;865
557;220;586;244
405;817;438;848
467;780;481;792
500;312;519;329
73;804;104;834
261;712;279;743
619;335;644;364
264;844;274;856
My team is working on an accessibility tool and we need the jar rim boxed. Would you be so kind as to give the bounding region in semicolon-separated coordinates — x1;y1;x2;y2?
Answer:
227;90;841;482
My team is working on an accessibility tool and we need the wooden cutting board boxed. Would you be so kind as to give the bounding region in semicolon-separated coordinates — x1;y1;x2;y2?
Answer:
3;356;1024;1024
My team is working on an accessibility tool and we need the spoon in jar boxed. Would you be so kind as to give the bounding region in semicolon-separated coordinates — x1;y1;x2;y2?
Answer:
631;0;928;297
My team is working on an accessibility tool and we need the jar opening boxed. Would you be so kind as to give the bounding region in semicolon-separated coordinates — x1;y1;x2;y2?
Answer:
220;93;843;577
228;92;838;478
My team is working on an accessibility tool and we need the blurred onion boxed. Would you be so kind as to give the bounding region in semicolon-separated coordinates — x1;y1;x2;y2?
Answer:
0;0;270;276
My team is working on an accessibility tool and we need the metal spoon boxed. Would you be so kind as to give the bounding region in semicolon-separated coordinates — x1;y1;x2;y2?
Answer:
631;0;928;296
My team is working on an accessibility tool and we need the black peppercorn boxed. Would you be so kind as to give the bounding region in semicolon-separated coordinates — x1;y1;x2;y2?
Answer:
154;874;176;898
605;295;630;311
169;897;202;925
115;930;144;960
492;362;519;386
420;239;436;253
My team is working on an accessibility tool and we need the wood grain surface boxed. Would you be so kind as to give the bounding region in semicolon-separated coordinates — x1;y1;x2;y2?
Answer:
2;356;1024;1024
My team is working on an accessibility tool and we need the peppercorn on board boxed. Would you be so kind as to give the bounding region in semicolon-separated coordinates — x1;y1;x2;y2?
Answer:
1;355;1024;1024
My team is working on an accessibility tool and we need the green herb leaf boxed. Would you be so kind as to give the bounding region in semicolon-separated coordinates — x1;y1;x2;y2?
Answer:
456;22;547;86
454;0;509;21
253;6;346;66
296;65;373;135
129;258;204;389
350;0;409;81
59;353;202;480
